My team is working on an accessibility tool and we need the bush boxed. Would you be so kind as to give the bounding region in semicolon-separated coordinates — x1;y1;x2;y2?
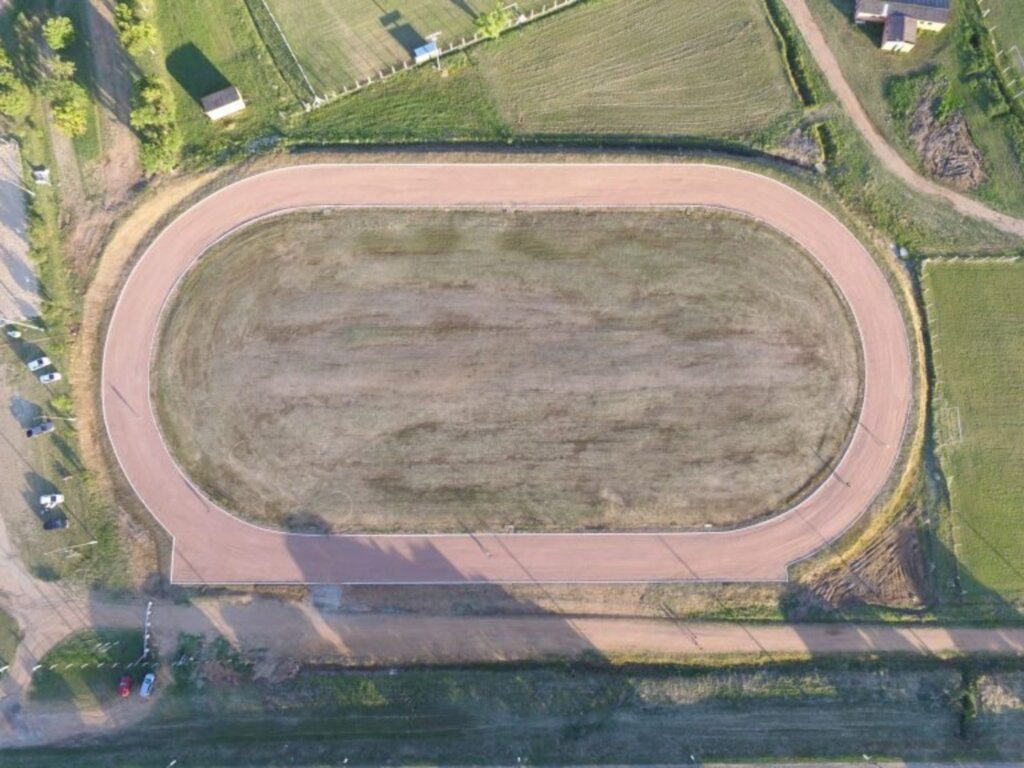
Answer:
131;75;182;173
48;80;89;136
115;1;157;56
475;3;513;39
0;49;29;118
42;16;75;52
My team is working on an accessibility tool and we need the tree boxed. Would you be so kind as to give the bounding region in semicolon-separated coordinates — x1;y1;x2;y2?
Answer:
475;3;513;40
0;49;29;118
131;75;181;173
50;57;76;81
43;16;75;52
49;81;89;136
115;2;157;56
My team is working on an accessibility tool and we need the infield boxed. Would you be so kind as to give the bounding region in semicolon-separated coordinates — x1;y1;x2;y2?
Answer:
154;209;860;534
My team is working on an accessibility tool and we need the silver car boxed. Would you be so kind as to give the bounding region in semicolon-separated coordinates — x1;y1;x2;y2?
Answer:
27;356;51;372
26;421;55;438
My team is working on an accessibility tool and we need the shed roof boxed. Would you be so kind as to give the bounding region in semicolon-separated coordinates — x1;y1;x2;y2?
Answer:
883;13;918;44
855;0;950;23
201;86;243;113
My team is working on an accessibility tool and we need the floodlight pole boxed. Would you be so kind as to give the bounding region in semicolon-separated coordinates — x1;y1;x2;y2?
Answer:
426;31;442;70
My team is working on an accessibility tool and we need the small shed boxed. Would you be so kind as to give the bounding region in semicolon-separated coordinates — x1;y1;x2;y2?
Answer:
881;14;917;53
413;40;439;65
201;86;246;121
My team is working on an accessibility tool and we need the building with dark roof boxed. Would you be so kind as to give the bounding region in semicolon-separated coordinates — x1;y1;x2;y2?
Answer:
882;14;918;53
854;0;949;52
201;86;246;121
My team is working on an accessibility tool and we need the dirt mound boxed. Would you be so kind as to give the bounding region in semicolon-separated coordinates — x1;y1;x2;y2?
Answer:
804;511;928;611
909;92;986;191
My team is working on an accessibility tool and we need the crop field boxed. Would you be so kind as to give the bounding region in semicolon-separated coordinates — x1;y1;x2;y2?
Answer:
472;0;799;138
18;661;1024;765
258;0;547;96
924;261;1024;611
154;208;859;535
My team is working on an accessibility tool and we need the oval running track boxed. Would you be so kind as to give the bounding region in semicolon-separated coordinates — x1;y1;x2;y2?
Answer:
102;163;912;585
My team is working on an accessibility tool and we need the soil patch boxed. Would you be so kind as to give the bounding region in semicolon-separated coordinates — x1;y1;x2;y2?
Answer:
909;87;986;191
155;208;861;533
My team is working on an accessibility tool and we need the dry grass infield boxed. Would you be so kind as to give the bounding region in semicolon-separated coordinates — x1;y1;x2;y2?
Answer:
155;209;860;534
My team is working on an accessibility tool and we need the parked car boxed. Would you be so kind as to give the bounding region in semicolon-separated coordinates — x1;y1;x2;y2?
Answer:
26;421;55;438
42;517;69;531
40;493;64;509
26;356;51;371
39;371;61;384
139;672;156;698
117;676;133;698
6;327;21;339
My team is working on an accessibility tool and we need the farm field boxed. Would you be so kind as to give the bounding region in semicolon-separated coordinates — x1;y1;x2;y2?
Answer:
16;661;1024;765
471;0;799;138
803;0;1024;216
924;261;1024;613
154;208;860;535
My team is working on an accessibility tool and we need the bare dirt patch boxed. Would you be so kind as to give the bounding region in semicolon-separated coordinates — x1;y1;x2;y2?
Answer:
909;89;986;191
155;208;860;533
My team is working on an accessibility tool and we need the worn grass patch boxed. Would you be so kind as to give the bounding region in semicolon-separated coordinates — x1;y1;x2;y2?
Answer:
925;260;1024;613
155;208;859;535
13;661;1012;765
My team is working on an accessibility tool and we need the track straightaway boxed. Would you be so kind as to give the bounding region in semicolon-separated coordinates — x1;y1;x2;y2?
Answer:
101;164;912;585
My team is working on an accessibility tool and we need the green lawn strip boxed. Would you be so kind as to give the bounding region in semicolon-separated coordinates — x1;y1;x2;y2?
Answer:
803;0;1024;218
15;657;1024;765
30;629;146;707
288;53;508;144
0;607;21;667
924;261;1024;614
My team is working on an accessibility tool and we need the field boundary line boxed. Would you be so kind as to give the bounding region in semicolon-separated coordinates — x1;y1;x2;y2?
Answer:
250;0;322;105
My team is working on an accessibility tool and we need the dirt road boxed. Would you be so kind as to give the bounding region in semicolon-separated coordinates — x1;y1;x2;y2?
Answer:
780;0;1024;239
101;163;913;585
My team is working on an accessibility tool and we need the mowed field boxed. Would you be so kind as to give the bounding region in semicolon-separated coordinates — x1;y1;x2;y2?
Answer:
155;209;859;535
471;0;799;138
924;261;1024;610
261;0;547;95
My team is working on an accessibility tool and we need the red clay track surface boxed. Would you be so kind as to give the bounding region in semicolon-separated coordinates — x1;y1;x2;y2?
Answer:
102;164;912;585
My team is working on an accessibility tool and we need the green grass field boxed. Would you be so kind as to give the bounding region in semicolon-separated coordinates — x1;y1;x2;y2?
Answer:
472;0;798;139
984;0;1024;83
30;629;145;707
804;0;1024;216
260;0;547;95
151;0;293;155
925;261;1024;613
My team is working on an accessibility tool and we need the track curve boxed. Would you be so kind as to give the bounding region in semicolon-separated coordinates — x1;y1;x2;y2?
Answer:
102;163;912;585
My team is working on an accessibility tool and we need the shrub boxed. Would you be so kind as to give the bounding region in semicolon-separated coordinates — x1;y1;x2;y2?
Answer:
42;16;74;52
130;75;182;173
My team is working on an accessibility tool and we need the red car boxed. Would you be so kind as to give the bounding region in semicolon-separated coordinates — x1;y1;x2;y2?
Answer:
117;675;133;698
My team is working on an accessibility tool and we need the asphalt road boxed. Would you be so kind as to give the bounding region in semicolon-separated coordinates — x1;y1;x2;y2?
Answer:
101;163;913;585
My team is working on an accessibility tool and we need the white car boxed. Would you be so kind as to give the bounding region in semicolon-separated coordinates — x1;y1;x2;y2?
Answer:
27;356;51;372
40;493;64;509
139;672;156;698
6;328;21;339
39;371;62;384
